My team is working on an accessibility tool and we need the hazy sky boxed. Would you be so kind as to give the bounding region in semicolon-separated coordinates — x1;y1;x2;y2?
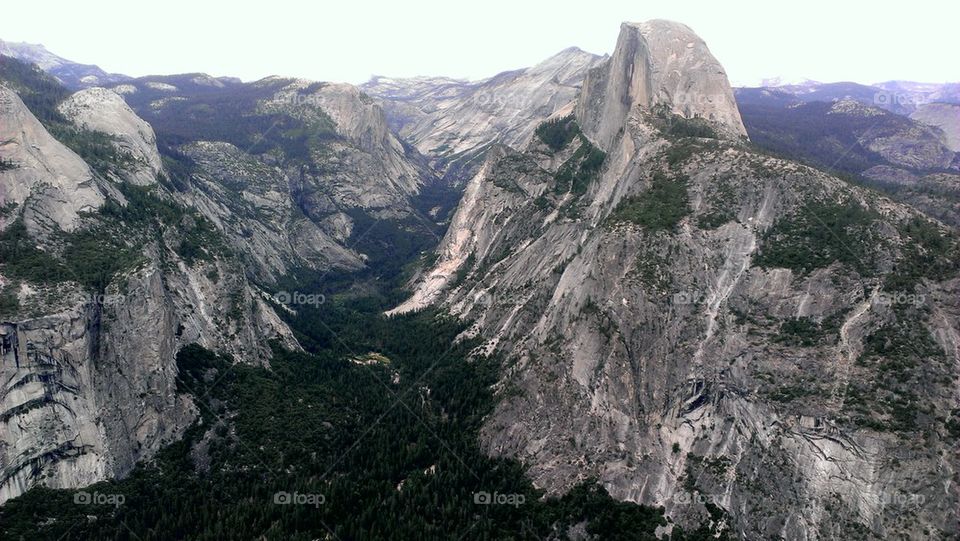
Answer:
1;0;956;86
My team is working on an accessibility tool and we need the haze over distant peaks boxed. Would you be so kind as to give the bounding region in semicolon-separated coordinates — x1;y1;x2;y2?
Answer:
0;39;130;88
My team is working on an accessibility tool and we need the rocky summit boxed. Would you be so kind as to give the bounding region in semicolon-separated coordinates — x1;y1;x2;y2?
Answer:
393;19;959;540
0;15;957;541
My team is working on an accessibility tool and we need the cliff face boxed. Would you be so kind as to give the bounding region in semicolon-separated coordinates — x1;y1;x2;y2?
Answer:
174;140;366;284
256;79;430;214
576;20;747;150
0;86;103;233
0;80;297;503
911;102;960;152
363;47;604;182
392;20;958;539
57;87;163;185
0;271;194;503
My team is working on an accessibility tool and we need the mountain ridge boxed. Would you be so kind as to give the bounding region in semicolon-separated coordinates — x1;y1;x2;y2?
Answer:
0;19;958;540
390;19;959;539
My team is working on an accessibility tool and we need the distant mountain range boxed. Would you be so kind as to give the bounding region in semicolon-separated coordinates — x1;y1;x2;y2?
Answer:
0;39;131;88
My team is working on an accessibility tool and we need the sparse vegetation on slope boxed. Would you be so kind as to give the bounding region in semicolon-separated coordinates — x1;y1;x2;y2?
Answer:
535;114;581;151
554;137;606;196
753;198;881;275
609;171;690;231
0;56;138;176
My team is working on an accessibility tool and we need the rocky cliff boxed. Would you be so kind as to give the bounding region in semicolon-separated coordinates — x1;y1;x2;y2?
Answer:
576;20;746;150
393;20;959;539
0;85;103;233
363;47;604;182
57;87;163;185
0;76;297;503
911;102;960;152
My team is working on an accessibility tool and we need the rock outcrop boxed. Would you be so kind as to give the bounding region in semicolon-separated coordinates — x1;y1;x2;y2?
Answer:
0;85;103;233
363;47;604;181
0;247;297;503
257;79;427;210
911;102;960;152
177;140;365;283
57;87;163;185
0;80;298;503
393;20;959;539
575;20;747;150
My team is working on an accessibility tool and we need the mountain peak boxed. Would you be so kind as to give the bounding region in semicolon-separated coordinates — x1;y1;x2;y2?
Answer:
575;19;746;150
0;39;67;70
0;38;129;88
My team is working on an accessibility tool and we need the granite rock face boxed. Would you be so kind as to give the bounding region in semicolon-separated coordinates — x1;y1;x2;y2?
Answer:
58;87;163;185
0;85;104;233
175;140;365;284
0;247;297;502
0;83;297;503
257;79;429;213
363;47;604;182
393;21;959;539
911;102;960;152
576;20;747;151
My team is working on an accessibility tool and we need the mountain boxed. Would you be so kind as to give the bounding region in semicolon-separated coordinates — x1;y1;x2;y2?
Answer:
735;85;960;229
0;54;447;503
104;71;451;280
911;102;960;152
740;79;960;116
0;75;296;503
392;20;959;539
874;80;960;111
0;40;130;89
362;47;604;183
1;20;958;541
754;76;819;88
736;90;958;173
0;41;689;540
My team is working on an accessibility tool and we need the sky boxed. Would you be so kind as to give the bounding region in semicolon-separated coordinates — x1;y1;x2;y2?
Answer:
1;0;957;86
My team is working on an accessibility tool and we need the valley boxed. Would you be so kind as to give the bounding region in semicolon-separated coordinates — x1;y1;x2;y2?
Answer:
0;16;958;541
